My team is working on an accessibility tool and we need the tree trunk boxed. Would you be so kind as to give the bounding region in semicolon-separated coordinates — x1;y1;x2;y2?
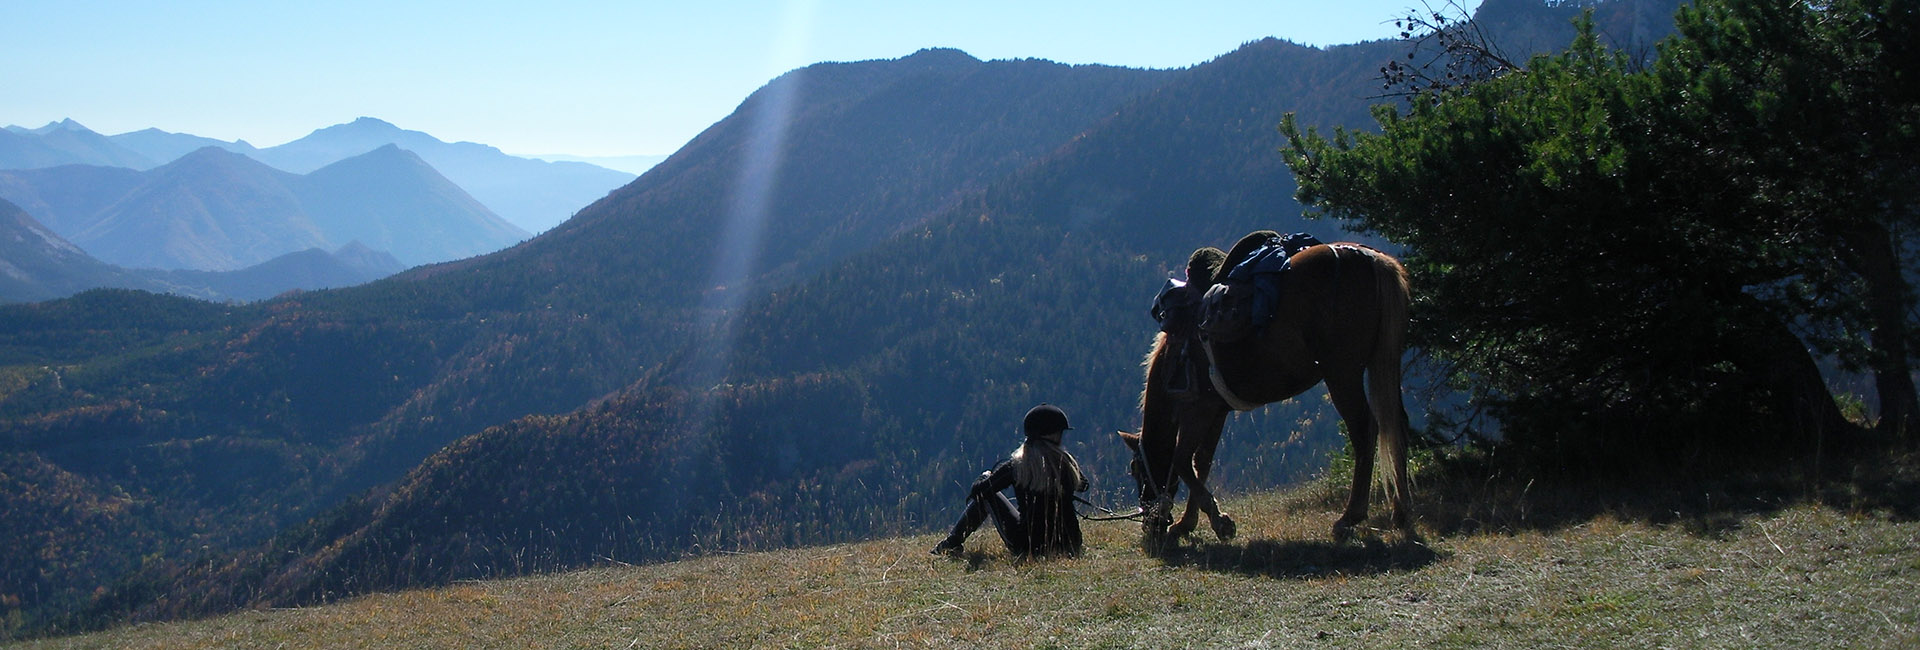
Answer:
1839;220;1919;440
1734;293;1857;458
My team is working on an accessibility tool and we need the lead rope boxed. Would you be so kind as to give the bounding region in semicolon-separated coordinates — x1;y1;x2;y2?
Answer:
1075;494;1144;521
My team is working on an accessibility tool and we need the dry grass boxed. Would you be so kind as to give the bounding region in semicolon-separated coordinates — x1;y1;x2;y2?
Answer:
15;477;1920;649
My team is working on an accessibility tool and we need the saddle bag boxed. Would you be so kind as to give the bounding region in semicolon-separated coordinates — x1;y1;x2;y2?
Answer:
1200;232;1324;342
1199;281;1257;342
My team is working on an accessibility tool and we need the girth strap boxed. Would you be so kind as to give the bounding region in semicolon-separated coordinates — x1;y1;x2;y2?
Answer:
1200;339;1261;412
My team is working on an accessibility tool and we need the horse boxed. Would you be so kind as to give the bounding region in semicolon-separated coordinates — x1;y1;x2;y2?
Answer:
1118;232;1414;543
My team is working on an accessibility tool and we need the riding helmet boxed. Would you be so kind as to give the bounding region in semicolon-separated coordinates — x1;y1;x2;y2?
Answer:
1023;404;1072;437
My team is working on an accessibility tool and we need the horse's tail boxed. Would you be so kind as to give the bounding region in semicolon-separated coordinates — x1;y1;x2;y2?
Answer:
1364;248;1415;531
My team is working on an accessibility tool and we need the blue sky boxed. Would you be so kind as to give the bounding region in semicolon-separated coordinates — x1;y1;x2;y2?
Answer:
4;1;1477;157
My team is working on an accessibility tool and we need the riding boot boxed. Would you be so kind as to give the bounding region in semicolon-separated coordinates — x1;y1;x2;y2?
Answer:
932;491;992;555
1166;339;1192;393
931;534;966;556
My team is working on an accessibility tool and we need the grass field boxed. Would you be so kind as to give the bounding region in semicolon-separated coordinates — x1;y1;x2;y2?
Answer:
15;456;1920;649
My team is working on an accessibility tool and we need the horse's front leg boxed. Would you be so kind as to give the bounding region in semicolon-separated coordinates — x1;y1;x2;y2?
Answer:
1170;468;1232;540
1170;406;1234;540
1170;494;1205;538
1190;414;1236;540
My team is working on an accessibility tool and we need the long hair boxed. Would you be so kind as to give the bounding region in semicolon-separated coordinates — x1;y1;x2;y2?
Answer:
1011;432;1084;495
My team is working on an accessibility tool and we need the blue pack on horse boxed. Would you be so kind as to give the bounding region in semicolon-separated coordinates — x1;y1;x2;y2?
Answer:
1120;230;1415;543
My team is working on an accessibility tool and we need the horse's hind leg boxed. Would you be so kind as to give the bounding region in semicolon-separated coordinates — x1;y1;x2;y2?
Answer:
1325;372;1377;541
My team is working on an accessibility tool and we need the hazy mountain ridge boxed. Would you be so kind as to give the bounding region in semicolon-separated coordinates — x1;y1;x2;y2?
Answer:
108;127;260;163
0;197;134;300
0;146;526;271
0;165;145;236
2;117;636;236
0;195;405;303
251;117;634;234
1;0;1687;637
0;120;156;170
150;243;405;302
523;153;667;176
297;145;529;266
73;147;322;270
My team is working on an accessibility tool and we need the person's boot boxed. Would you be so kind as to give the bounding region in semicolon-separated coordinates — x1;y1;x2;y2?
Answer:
1166;340;1192;393
930;534;965;556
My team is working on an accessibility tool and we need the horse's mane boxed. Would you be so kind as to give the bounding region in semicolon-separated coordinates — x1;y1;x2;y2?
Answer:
1140;332;1169;413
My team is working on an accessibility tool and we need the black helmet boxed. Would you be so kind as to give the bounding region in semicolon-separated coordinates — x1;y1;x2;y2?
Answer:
1023;404;1072;437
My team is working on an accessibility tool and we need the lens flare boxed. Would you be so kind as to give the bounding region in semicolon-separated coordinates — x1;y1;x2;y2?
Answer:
656;0;819;525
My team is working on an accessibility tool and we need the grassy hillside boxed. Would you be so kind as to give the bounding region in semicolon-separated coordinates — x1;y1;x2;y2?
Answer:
21;456;1919;649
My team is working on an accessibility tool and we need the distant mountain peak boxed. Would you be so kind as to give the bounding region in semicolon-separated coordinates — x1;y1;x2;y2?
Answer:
346;116;401;130
31;118;94;135
904;47;980;64
363;142;412;156
169;145;256;165
334;240;378;255
308;143;435;176
294;117;418;144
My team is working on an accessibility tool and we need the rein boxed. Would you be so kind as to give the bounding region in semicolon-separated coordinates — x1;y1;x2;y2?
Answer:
1074;495;1145;522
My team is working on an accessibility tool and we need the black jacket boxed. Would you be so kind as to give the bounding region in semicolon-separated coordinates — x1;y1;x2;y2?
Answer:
970;446;1088;556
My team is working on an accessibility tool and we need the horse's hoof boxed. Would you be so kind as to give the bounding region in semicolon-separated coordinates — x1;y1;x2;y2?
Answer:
1142;519;1171;539
1393;517;1421;542
1141;526;1173;555
1211;514;1237;541
1331;521;1356;543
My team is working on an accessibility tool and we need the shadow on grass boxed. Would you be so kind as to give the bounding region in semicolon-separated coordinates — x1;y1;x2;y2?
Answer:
1150;535;1441;581
1401;441;1920;540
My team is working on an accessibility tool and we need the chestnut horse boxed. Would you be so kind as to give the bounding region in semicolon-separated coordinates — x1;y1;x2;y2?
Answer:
1119;237;1413;542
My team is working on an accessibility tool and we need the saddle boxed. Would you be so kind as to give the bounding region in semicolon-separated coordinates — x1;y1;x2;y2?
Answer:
1150;231;1322;394
1199;232;1322;343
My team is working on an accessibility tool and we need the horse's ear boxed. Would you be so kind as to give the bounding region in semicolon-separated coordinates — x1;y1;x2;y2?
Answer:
1116;431;1141;450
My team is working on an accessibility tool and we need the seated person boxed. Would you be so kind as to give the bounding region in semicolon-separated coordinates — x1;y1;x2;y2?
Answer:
932;404;1088;557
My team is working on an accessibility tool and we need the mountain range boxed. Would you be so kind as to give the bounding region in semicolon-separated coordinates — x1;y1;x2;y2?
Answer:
2;117;635;234
0;117;619;300
523;153;668;176
0;196;403;303
249;117;636;233
0;0;1686;638
0;145;525;271
1;120;154;169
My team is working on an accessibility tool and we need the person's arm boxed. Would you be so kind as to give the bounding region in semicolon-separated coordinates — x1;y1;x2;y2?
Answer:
1068;452;1090;493
969;459;1015;498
